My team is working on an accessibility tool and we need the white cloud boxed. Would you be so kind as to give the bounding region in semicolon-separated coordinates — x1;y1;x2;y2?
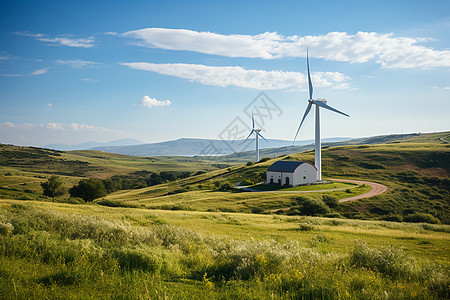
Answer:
30;68;49;75
122;28;450;68
56;59;99;68
444;87;450;90
47;103;53;108
105;31;118;36
82;78;100;82
0;73;22;77
46;123;64;130
2;122;14;128
0;122;126;146
16;31;94;48
121;62;350;90
139;95;172;108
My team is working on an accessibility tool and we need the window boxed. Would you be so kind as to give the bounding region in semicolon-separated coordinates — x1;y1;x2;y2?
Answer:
303;176;306;179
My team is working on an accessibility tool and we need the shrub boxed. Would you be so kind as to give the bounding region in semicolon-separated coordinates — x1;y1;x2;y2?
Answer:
112;247;163;273
299;223;315;231
404;213;440;224
246;161;254;166
298;198;331;216
258;157;270;163
383;214;403;222
0;222;14;236
251;207;264;214
218;183;233;191
322;195;338;208
57;197;85;205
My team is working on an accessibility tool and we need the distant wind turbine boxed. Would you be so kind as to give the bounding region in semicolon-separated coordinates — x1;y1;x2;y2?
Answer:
244;111;268;162
293;50;350;181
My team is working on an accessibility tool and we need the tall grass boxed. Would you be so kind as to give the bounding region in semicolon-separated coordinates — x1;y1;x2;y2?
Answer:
0;204;448;299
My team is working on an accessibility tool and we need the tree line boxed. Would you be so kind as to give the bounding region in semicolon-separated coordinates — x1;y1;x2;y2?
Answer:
41;171;192;202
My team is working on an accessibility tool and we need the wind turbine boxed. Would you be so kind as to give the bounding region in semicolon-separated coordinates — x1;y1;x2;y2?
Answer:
293;50;350;181
244;111;268;162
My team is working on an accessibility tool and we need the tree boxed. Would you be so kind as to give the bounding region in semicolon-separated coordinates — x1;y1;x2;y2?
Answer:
41;175;66;201
69;178;107;202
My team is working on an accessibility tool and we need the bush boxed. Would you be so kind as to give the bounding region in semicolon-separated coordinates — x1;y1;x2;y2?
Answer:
299;223;315;231
322;195;338;208
298;198;331;216
112;247;162;273
383;214;403;222
57;197;85;205
218;183;233;191
0;222;14;236
258;157;270;163
404;213;440;224
246;161;254;166
251;207;264;214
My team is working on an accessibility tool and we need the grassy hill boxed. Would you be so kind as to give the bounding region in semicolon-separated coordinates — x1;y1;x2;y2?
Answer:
0;131;449;299
102;131;449;224
1;131;449;223
0;144;226;201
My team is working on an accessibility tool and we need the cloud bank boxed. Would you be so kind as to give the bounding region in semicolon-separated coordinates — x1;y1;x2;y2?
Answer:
121;62;350;90
139;95;172;108
122;28;450;68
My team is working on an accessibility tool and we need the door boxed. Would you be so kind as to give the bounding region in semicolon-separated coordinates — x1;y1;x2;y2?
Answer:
285;177;290;186
270;178;273;184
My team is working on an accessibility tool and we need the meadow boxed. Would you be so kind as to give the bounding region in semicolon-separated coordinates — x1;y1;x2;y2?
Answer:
0;200;449;299
0;131;449;298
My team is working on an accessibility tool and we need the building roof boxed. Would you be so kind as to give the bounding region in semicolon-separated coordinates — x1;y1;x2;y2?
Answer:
267;160;315;173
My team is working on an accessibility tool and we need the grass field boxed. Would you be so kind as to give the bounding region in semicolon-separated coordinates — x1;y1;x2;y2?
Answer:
0;200;449;299
0;131;449;298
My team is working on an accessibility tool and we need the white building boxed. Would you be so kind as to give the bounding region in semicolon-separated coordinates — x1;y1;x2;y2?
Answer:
266;161;317;186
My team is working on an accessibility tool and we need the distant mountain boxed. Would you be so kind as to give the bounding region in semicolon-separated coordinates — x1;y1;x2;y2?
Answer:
44;138;144;151
89;137;351;156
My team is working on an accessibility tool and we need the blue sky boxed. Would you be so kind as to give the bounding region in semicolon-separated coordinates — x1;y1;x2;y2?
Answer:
0;0;449;147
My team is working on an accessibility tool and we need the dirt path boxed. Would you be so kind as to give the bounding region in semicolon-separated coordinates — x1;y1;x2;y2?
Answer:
329;178;388;202
257;178;388;213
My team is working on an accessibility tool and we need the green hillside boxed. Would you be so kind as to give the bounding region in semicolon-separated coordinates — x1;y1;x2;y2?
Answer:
103;132;449;224
0;131;449;299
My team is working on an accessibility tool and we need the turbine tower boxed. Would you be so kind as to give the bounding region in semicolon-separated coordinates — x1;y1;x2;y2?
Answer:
293;50;350;181
244;111;268;162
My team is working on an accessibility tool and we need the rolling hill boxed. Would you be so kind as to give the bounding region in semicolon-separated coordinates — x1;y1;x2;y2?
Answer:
89;137;350;156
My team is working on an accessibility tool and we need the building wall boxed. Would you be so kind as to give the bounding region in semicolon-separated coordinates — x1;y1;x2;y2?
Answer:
292;164;317;185
266;163;317;186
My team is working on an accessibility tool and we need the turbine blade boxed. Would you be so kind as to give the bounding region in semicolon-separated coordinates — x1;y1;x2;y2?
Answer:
312;100;350;117
307;49;313;100
242;130;254;144
252;110;255;129
256;131;268;142
293;102;313;144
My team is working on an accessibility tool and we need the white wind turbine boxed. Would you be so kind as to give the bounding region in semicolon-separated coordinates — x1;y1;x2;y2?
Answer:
293;50;350;181
244;111;268;162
